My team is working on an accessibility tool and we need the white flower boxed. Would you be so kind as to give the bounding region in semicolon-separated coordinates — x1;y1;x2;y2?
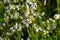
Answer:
14;12;19;19
9;4;13;10
0;37;3;40
49;18;52;21
10;27;15;33
3;23;5;26
19;16;23;19
4;13;7;17
41;12;45;16
36;27;42;32
4;18;5;21
27;18;32;24
38;27;42;31
54;14;60;20
27;37;30;40
26;0;30;3
52;19;56;22
22;19;29;27
36;29;39;32
18;24;22;31
6;32;11;35
22;20;26;24
39;16;41;18
26;23;29;27
25;12;29;17
6;16;9;20
43;30;49;34
9;4;16;10
44;0;46;5
3;0;10;3
3;0;7;3
15;22;19;29
49;18;56;23
47;20;49;23
52;26;56;29
21;38;23;40
47;27;50;30
26;0;30;17
33;13;36;16
5;7;11;13
25;3;30;17
42;21;45;25
31;3;37;10
5;16;9;23
33;23;36;29
16;5;20;10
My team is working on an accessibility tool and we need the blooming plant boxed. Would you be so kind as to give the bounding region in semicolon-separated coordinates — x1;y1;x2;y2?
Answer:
0;0;60;40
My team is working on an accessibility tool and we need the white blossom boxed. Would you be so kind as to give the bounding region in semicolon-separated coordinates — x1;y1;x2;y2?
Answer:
33;23;36;29
36;28;39;32
25;0;30;17
6;32;11;35
22;20;26;24
14;14;18;19
47;27;50;30
4;13;7;17
27;18;32;24
4;16;9;23
25;12;29;17
49;18;53;20
22;19;29;27
3;0;7;3
14;12;19;19
41;12;45;16
31;3;37;10
27;37;30;40
54;14;60;20
0;37;3;40
8;4;16;10
18;24;22;31
43;30;49;34
21;38;23;40
47;20;49;23
33;13;36;16
36;27;42;32
9;4;13;10
52;26;56;29
19;16;23;19
26;0;30;3
38;27;42;31
16;5;20;10
15;22;19;29
3;23;5;26
42;21;45;25
26;23;29;27
39;16;42;18
44;0;46;5
10;27;15;33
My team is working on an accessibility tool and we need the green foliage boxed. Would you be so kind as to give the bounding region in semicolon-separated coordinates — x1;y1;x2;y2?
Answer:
0;2;4;22
0;0;60;40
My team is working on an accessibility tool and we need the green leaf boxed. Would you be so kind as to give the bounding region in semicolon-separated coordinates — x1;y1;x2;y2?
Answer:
0;2;5;22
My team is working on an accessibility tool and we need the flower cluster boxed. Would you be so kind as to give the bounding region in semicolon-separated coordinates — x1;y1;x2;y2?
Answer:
0;0;60;40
